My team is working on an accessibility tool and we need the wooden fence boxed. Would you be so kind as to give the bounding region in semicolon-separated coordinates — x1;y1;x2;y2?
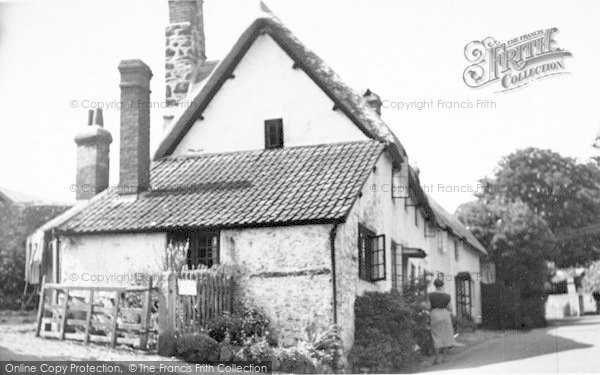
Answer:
175;270;234;333
35;276;156;349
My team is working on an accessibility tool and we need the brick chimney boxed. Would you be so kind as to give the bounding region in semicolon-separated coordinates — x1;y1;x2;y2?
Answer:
118;59;153;194
165;0;206;108
74;108;112;200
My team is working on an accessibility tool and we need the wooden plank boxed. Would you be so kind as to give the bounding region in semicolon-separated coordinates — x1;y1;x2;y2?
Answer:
84;289;94;344
35;275;47;337
110;291;120;348
68;306;91;312
196;277;201;327
43;284;152;293
118;323;142;331
139;279;152;350
67;319;87;326
59;290;70;340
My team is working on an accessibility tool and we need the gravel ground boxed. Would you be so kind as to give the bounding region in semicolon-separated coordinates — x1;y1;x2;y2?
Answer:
0;310;180;362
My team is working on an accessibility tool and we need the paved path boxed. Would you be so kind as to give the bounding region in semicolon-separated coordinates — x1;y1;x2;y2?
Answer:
423;315;600;373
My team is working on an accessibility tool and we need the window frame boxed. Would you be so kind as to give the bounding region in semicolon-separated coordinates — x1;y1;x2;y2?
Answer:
167;230;220;269
358;225;386;282
264;118;284;149
454;238;460;261
437;230;445;253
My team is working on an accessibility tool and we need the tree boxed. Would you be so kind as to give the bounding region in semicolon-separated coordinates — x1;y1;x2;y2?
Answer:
582;261;600;294
457;198;555;328
479;148;600;267
0;202;70;309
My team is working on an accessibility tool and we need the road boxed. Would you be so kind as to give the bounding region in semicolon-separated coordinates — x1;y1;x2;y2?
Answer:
424;315;600;373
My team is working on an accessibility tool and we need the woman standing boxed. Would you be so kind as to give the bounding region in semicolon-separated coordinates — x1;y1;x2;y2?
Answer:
428;278;456;364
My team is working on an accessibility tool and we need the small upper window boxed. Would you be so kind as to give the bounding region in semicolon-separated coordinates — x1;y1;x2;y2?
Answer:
264;118;284;149
454;239;460;261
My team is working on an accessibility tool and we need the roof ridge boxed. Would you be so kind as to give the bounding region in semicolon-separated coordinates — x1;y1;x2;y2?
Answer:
154;139;383;162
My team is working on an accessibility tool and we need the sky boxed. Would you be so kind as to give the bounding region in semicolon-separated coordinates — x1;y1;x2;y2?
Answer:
0;0;599;212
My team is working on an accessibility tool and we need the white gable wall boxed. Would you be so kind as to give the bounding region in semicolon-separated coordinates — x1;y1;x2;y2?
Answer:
171;34;368;157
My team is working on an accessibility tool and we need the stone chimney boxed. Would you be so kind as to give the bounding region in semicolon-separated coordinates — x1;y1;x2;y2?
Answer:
118;59;153;194
165;0;206;107
363;89;382;116
74;108;112;200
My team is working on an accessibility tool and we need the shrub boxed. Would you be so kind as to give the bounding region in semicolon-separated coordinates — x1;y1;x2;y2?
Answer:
298;323;342;372
234;335;274;362
273;346;317;374
175;333;220;362
350;292;418;373
206;299;275;346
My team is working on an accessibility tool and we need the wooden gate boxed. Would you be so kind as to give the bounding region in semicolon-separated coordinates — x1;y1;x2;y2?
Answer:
175;270;234;333
35;276;156;349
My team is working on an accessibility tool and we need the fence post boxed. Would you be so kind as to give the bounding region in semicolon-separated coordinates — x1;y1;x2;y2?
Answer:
158;271;177;356
110;291;121;348
35;275;47;337
139;279;153;350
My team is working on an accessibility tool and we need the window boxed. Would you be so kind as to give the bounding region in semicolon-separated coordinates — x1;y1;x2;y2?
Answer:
454;239;460;261
168;231;220;269
424;222;436;238
358;225;386;282
264;118;283;149
414;207;419;227
437;231;445;253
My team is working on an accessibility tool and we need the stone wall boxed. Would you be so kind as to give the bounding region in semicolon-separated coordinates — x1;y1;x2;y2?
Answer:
165;0;205;106
220;225;334;343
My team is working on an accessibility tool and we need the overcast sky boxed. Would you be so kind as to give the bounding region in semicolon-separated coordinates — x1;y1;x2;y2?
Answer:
0;0;598;212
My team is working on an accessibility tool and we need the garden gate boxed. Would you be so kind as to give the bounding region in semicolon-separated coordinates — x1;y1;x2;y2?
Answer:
35;276;156;349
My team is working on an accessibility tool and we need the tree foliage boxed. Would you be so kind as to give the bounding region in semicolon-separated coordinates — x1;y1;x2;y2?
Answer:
582;261;600;294
479;147;600;267
457;199;555;291
0;202;70;309
457;199;555;328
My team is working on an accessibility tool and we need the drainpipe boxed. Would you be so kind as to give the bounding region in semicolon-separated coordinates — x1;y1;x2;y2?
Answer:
329;223;338;325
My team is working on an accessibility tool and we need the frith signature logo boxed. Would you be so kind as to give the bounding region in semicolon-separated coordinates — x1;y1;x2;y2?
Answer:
463;28;572;92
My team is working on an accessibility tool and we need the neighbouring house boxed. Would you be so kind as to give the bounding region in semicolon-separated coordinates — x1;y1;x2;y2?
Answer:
546;268;596;319
27;0;489;356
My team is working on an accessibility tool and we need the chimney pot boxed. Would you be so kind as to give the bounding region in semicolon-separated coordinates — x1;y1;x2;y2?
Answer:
94;108;104;126
88;110;94;126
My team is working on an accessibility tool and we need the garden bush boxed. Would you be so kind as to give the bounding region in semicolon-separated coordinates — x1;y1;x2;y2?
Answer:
350;292;419;373
206;299;275;345
175;332;220;362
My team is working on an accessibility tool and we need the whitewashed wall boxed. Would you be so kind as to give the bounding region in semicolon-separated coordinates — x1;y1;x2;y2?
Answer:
172;34;368;157
59;232;166;287
220;225;334;342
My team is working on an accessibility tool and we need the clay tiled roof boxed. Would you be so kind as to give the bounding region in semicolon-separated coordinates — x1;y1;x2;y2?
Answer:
58;140;384;233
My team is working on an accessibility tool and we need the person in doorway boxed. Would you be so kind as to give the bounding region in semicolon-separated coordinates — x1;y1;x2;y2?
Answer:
428;278;456;364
